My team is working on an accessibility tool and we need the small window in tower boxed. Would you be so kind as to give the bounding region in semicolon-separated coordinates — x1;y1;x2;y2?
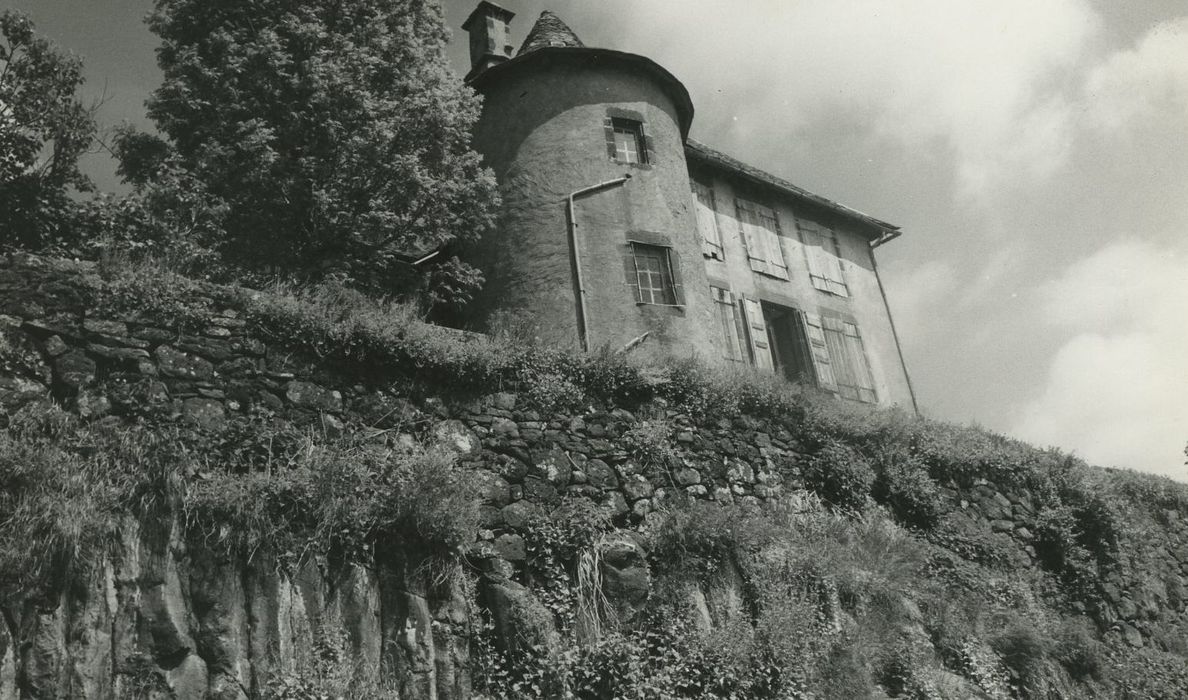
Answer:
611;118;647;164
630;243;676;305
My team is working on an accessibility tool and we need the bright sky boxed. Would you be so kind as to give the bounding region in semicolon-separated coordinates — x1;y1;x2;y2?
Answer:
13;0;1188;479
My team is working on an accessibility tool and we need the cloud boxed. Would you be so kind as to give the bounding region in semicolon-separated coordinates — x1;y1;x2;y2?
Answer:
1012;240;1188;477
1084;17;1188;131
882;258;957;344
619;0;1101;200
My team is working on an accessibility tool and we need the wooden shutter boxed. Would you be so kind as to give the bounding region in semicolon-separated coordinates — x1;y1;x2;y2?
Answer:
740;297;774;370
822;317;858;400
757;207;789;279
843;321;877;402
711;287;744;361
639;121;655;164
822;230;848;297
736;200;769;275
798;221;830;292
799;220;848;295
764;229;789;280
801;312;837;391
693;182;724;259
667;248;684;306
603;117;618;161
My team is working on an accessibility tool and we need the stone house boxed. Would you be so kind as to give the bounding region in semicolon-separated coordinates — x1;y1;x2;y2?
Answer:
458;2;917;411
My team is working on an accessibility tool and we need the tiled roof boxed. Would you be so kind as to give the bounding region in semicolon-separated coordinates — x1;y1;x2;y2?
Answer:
517;10;584;55
685;139;899;235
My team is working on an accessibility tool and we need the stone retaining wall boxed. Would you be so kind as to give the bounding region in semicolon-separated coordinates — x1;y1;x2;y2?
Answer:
1;256;1186;697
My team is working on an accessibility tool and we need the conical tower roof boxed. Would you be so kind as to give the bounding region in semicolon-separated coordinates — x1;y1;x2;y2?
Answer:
517;10;584;55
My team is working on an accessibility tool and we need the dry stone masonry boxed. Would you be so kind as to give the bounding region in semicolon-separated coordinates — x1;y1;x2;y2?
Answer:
1;255;1186;698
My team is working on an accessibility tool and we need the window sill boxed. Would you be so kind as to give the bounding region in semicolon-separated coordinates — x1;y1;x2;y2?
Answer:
814;289;851;300
612;160;653;171
753;271;790;282
636;302;684;310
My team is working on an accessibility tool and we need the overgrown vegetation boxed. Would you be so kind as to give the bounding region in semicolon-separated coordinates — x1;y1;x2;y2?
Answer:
5;257;1188;696
0;10;99;253
0;399;479;600
470;498;1152;698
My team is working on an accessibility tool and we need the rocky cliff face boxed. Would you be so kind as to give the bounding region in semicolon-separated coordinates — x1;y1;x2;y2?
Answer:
2;256;1187;698
0;515;481;700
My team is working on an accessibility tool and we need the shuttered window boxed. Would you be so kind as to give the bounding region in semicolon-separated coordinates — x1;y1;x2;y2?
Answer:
603;116;654;164
803;313;876;403
736;199;789;280
798;220;849;296
710;287;745;361
628;243;682;306
692;180;724;260
740;297;774;370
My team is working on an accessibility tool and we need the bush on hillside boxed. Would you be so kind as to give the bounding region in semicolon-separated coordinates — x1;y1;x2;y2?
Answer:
873;450;945;531
802;442;875;512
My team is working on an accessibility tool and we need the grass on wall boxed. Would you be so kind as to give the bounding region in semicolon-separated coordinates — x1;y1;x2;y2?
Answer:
0;400;480;600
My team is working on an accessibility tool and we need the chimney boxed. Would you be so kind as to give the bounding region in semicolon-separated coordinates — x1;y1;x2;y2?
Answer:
462;1;515;79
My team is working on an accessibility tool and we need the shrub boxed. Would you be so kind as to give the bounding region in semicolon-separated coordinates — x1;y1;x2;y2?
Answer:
873;451;945;531
0;403;157;596
621;419;675;468
184;435;480;567
802;442;875;512
989;622;1054;696
1053;618;1104;681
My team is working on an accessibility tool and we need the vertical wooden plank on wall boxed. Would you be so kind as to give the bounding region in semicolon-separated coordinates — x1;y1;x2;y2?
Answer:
736;200;769;275
741;297;774;370
693;181;723;259
802;312;837;391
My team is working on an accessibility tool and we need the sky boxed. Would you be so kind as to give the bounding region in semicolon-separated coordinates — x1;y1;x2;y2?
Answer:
10;0;1188;479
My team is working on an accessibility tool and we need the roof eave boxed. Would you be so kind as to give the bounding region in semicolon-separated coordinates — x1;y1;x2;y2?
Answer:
685;139;900;240
468;46;695;139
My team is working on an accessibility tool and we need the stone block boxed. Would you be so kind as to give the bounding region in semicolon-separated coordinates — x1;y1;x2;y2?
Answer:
432;419;481;456
493;533;526;562
156;345;214;381
500;500;540;530
532;447;572;487
182;398;226;430
584;459;618;489
284;380;342;412
490;417;520;438
622;474;654;502
54;349;96;392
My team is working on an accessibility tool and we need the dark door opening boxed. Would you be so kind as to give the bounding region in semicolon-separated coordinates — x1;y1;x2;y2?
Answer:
761;301;814;384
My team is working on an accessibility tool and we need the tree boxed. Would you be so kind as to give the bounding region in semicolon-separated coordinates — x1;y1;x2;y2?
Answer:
0;11;97;252
127;0;499;305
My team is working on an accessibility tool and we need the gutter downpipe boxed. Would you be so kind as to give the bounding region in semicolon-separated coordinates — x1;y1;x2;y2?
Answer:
566;174;632;352
869;234;920;415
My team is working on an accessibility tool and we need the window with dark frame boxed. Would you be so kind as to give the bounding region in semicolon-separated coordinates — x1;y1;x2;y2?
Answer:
631;243;676;305
611;118;647;164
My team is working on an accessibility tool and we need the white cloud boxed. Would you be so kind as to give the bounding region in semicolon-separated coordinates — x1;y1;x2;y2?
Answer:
1084;17;1188;131
1012;241;1188;477
619;0;1100;199
883;258;957;343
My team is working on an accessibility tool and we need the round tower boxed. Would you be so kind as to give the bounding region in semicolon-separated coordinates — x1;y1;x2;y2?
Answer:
462;6;716;360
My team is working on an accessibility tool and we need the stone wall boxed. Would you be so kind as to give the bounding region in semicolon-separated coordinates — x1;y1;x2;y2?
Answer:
1;256;1186;697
